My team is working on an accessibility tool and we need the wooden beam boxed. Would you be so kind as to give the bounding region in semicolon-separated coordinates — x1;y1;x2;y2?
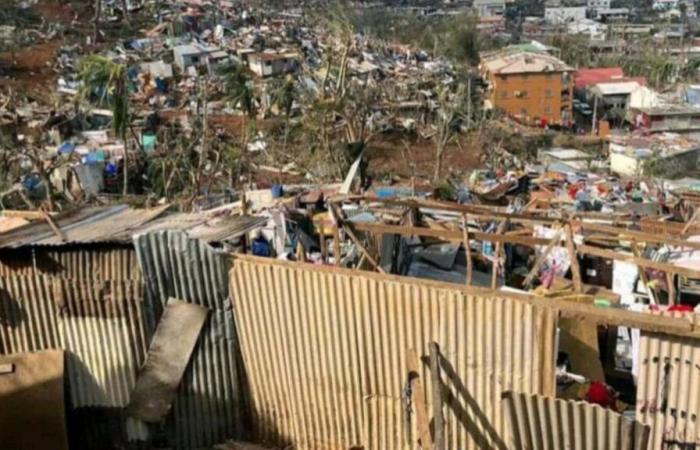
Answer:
41;210;66;242
0;210;51;220
574;220;700;251
332;226;342;266
462;214;473;286
565;224;583;293
631;241;657;305
343;223;386;274
667;272;676;306
428;343;445;450
523;229;563;287
491;220;508;289
580;244;700;279
407;348;432;449
351;222;551;248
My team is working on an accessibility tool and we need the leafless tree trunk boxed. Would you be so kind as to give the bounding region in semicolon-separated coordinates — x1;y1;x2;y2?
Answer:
93;0;101;43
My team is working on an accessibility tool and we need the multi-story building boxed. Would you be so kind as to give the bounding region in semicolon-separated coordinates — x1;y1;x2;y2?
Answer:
480;51;575;126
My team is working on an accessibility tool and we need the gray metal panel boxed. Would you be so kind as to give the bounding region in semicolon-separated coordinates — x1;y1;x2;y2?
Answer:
134;230;244;449
502;391;650;450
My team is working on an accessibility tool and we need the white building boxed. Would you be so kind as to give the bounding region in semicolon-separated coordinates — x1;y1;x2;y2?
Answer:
248;52;298;78
568;18;607;40
173;44;228;72
473;0;507;17
544;6;587;25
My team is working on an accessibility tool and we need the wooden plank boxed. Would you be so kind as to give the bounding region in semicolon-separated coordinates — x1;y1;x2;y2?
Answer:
351;222;551;247
580;244;700;279
333;226;342;266
565;224;583;293
428;343;445;450
523;229;563;287
630;241;657;305
574;220;700;251
491;220;508;289
343;223;386;274
41;210;66;242
407;348;432;449
0;210;51;220
127;298;209;422
462;214;473;286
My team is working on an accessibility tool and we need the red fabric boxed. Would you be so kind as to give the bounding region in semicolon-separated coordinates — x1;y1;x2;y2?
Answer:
568;186;579;199
586;381;613;408
668;305;694;313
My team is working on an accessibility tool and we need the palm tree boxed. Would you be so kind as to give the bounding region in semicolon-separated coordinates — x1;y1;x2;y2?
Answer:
220;63;256;186
78;55;131;195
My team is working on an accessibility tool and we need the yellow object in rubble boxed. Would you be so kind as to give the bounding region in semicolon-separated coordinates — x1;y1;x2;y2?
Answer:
313;212;334;236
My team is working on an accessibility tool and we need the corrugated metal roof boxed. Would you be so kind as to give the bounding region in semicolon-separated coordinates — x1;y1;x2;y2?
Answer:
502;391;650;450
134;230;245;449
636;312;700;450
230;255;558;449
0;205;266;248
0;205;169;248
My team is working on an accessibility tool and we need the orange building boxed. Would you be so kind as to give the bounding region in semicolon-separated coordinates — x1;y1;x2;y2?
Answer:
480;51;574;126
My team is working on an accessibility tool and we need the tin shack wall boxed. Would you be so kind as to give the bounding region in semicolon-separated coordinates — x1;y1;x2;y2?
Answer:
636;314;700;450
134;230;245;449
230;256;558;450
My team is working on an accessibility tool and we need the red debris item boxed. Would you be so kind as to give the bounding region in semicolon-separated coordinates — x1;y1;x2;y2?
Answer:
585;381;614;408
568;185;579;199
668;305;694;313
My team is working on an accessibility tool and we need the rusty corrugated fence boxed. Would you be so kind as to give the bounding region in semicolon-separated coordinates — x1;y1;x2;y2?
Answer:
636;313;700;450
230;256;558;450
502;391;650;450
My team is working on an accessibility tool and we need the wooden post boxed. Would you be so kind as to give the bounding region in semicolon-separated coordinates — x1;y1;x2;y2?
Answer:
667;272;676;306
462;214;473;286
319;233;327;263
428;343;444;450
406;348;432;449
332;226;342;266
491;220;508;289
565;224;583;293
631;241;657;305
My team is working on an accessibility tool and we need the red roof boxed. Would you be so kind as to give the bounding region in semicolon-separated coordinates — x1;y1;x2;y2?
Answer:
574;68;624;89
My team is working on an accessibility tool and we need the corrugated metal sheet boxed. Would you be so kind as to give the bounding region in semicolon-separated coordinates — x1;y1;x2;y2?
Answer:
502;391;650;450
0;204;264;249
134;230;245;449
230;256;558;450
0;205;169;248
0;276;147;408
636;313;700;450
56;278;148;408
0;275;61;353
0;246;140;280
0;275;149;447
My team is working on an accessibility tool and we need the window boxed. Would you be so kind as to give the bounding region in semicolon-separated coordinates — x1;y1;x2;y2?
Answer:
521;108;528;116
545;73;553;80
544;105;552;114
522;74;529;80
545;89;553;98
500;91;508;99
265;60;272;66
